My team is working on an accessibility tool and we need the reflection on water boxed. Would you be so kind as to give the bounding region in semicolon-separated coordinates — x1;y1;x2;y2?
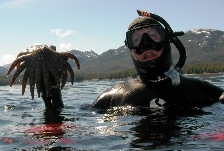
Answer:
0;75;224;150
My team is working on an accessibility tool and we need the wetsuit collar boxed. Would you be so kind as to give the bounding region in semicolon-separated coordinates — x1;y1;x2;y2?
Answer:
137;74;169;83
149;76;168;82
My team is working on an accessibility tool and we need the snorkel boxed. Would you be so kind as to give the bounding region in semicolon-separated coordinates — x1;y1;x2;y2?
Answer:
136;10;187;71
125;10;187;85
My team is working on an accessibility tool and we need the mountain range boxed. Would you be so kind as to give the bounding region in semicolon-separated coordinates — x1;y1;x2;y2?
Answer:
1;29;224;75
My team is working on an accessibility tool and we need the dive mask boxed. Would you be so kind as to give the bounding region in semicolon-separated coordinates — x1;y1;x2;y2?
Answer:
126;25;165;55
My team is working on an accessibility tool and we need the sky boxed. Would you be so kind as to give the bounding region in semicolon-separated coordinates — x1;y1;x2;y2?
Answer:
0;0;224;66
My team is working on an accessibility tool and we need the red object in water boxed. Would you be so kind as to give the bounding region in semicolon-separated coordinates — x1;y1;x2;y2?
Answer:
193;131;224;141
25;123;65;136
25;123;77;137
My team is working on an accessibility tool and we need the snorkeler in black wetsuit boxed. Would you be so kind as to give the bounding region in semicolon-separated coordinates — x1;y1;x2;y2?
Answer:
92;10;224;109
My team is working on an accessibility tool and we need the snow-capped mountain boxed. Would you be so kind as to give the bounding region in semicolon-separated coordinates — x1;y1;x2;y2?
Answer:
176;29;224;64
184;29;224;49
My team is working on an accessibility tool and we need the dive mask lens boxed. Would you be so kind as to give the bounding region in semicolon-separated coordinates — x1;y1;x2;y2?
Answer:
126;26;165;54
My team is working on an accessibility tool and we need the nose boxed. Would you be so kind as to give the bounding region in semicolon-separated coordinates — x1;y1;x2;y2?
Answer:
139;33;156;50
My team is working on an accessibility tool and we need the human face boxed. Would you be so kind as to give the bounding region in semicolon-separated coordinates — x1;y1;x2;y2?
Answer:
131;48;163;62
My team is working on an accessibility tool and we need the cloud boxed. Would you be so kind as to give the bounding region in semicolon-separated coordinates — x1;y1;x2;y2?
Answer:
0;0;32;7
59;43;72;51
51;29;75;38
0;54;15;66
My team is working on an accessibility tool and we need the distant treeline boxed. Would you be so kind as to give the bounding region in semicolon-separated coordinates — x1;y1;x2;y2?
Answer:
75;62;224;81
75;68;138;81
0;62;224;86
181;62;224;74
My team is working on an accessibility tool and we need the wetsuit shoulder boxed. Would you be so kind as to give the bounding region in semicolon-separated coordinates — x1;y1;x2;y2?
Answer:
92;78;155;109
179;76;223;104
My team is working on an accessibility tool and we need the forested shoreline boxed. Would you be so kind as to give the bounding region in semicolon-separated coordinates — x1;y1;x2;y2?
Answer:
0;62;224;86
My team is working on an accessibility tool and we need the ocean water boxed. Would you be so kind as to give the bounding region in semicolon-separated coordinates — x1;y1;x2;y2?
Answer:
0;75;224;151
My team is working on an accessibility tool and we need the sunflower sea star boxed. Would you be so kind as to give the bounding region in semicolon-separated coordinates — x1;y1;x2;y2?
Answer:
7;45;80;108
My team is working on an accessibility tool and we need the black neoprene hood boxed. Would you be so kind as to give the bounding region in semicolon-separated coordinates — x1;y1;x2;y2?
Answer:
124;10;187;84
128;16;163;31
127;16;173;81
